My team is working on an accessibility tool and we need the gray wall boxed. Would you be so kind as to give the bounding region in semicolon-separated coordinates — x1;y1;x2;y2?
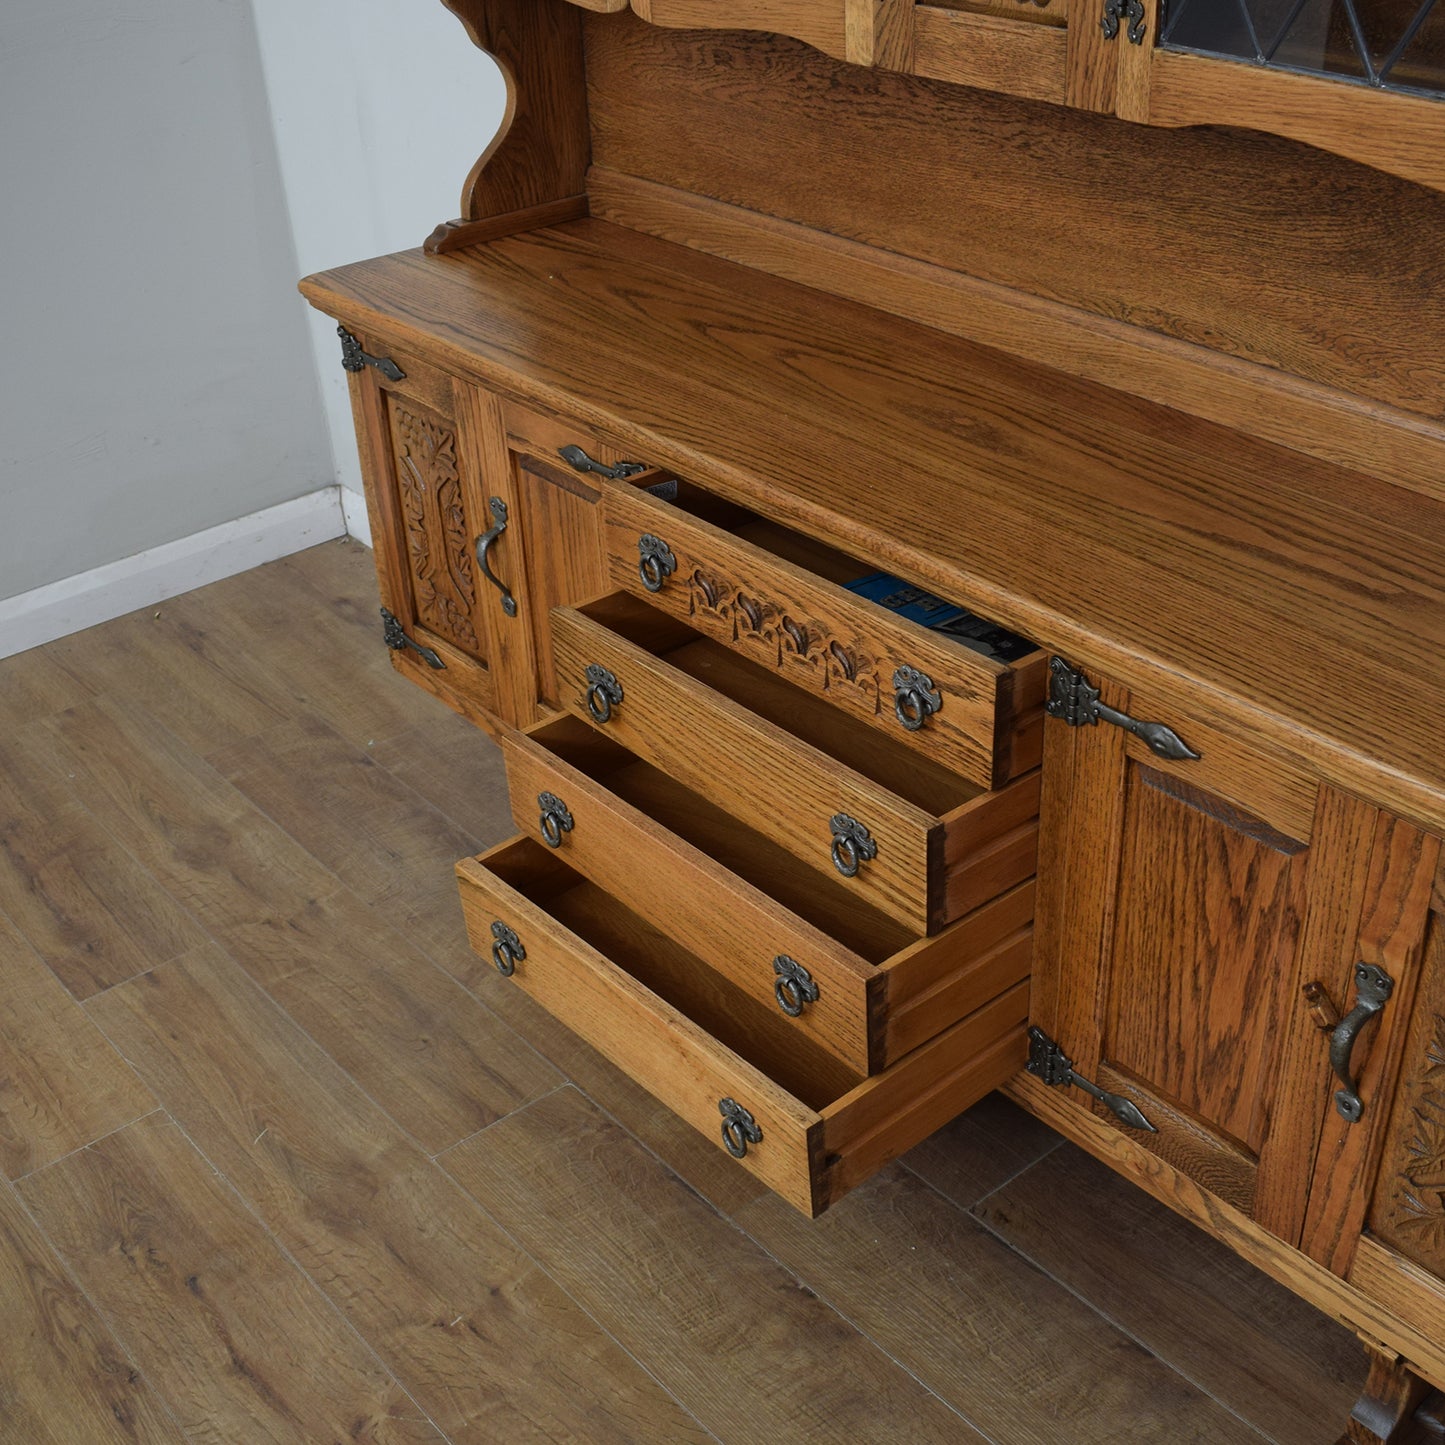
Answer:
250;0;506;504
0;2;334;602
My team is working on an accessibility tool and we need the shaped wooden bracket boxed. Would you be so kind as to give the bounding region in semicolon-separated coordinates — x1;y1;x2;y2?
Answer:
425;0;592;255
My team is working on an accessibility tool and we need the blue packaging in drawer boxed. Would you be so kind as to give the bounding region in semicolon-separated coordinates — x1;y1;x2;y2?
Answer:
845;573;1037;664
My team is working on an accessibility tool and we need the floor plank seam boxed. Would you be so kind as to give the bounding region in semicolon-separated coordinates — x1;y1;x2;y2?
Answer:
135;1105;455;1444
961;1189;1283;1445
481;1083;996;1445
721;1202;1007;1445
3;1126;219;1445
9;1107;167;1186
427;1079;574;1161
900;1132;1066;1217
430;1088;723;1445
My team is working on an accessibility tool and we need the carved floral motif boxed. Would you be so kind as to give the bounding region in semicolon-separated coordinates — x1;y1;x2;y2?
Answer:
391;403;479;654
1383;1014;1445;1267
683;567;883;715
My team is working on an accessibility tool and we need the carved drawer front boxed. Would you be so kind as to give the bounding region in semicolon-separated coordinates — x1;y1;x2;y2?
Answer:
456;836;1030;1217
551;593;1041;935
502;715;1035;1074
604;479;1046;791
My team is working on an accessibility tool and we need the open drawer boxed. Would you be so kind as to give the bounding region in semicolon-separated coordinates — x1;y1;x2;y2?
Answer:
456;836;1030;1216
551;592;1040;934
502;715;1035;1074
603;476;1046;791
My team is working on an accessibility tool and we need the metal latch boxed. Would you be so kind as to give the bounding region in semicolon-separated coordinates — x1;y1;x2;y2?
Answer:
1027;1026;1156;1132
1047;658;1200;761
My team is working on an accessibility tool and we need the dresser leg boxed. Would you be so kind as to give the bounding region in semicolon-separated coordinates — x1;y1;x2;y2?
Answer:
1337;1347;1433;1445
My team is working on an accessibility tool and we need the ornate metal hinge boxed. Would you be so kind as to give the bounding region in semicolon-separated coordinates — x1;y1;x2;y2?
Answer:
558;444;649;481
380;608;445;670
1047;658;1199;761
1101;0;1147;44
337;324;405;382
1027;1026;1157;1132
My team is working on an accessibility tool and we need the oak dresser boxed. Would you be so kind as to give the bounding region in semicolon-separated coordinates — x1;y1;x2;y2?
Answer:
300;3;1445;1438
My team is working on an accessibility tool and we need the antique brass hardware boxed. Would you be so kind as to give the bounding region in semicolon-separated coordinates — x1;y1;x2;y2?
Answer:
719;1097;763;1158
1101;0;1146;43
474;497;518;618
337;323;405;382
584;664;624;724
380;608;445;670
490;921;525;977
1047;658;1200;761
558;444;649;481
1330;963;1395;1123
538;792;574;848
830;814;878;878
893;665;942;732
637;533;677;593
773;956;820;1017
1027;1026;1157;1132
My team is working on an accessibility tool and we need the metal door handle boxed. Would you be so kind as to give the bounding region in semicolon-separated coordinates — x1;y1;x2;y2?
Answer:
475;497;517;617
1330;964;1394;1123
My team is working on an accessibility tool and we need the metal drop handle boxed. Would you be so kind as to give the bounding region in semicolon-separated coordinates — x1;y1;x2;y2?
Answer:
490;921;525;977
719;1098;763;1158
773;956;820;1018
830;814;878;879
638;533;677;593
475;497;518;618
538;792;574;849
558;444;649;481
584;664;624;724
893;666;942;732
1330;963;1395;1123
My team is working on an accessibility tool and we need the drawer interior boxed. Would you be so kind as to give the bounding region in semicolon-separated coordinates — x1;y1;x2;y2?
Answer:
571;592;983;816
481;837;862;1107
618;476;1039;666
530;716;918;965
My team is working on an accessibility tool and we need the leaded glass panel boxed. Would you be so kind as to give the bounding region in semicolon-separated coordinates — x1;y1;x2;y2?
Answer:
1161;0;1445;96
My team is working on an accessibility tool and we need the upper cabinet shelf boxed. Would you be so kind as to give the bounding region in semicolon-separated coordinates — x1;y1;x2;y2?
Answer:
533;0;1443;191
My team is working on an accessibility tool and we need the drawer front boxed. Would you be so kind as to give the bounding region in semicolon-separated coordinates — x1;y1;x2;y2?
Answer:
500;725;886;1074
552;601;942;931
457;839;1029;1216
604;483;1045;790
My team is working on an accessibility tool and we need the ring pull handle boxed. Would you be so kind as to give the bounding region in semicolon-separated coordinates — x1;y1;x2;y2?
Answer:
584;664;624;724
719;1097;763;1158
1329;963;1395;1123
830;814;878;879
538;792;574;849
773;956;820;1018
558;444;649;482
893;666;942;733
638;533;677;593
475;497;518;618
490;921;525;977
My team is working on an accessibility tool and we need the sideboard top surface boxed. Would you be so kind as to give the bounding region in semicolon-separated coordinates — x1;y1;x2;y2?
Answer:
301;218;1445;831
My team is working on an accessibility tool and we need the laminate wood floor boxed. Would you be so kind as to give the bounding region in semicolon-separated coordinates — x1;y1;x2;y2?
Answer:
0;540;1371;1444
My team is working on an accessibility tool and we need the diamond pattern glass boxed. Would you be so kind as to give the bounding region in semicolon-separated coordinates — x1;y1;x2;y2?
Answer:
1162;0;1445;95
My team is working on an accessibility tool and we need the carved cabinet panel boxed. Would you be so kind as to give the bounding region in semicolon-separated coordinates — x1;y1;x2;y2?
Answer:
1028;664;1439;1256
345;335;498;724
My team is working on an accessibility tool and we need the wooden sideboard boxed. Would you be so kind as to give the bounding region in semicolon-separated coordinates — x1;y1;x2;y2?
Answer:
301;3;1445;1438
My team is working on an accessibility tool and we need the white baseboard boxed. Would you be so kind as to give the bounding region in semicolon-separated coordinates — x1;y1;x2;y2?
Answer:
340;486;372;548
0;487;348;660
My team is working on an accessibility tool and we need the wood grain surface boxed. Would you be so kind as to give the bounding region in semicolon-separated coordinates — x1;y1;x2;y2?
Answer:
0;543;1395;1435
299;222;1445;836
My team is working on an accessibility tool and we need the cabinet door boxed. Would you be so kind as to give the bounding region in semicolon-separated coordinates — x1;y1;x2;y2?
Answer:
1349;868;1445;1337
1028;662;1436;1248
347;339;497;724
